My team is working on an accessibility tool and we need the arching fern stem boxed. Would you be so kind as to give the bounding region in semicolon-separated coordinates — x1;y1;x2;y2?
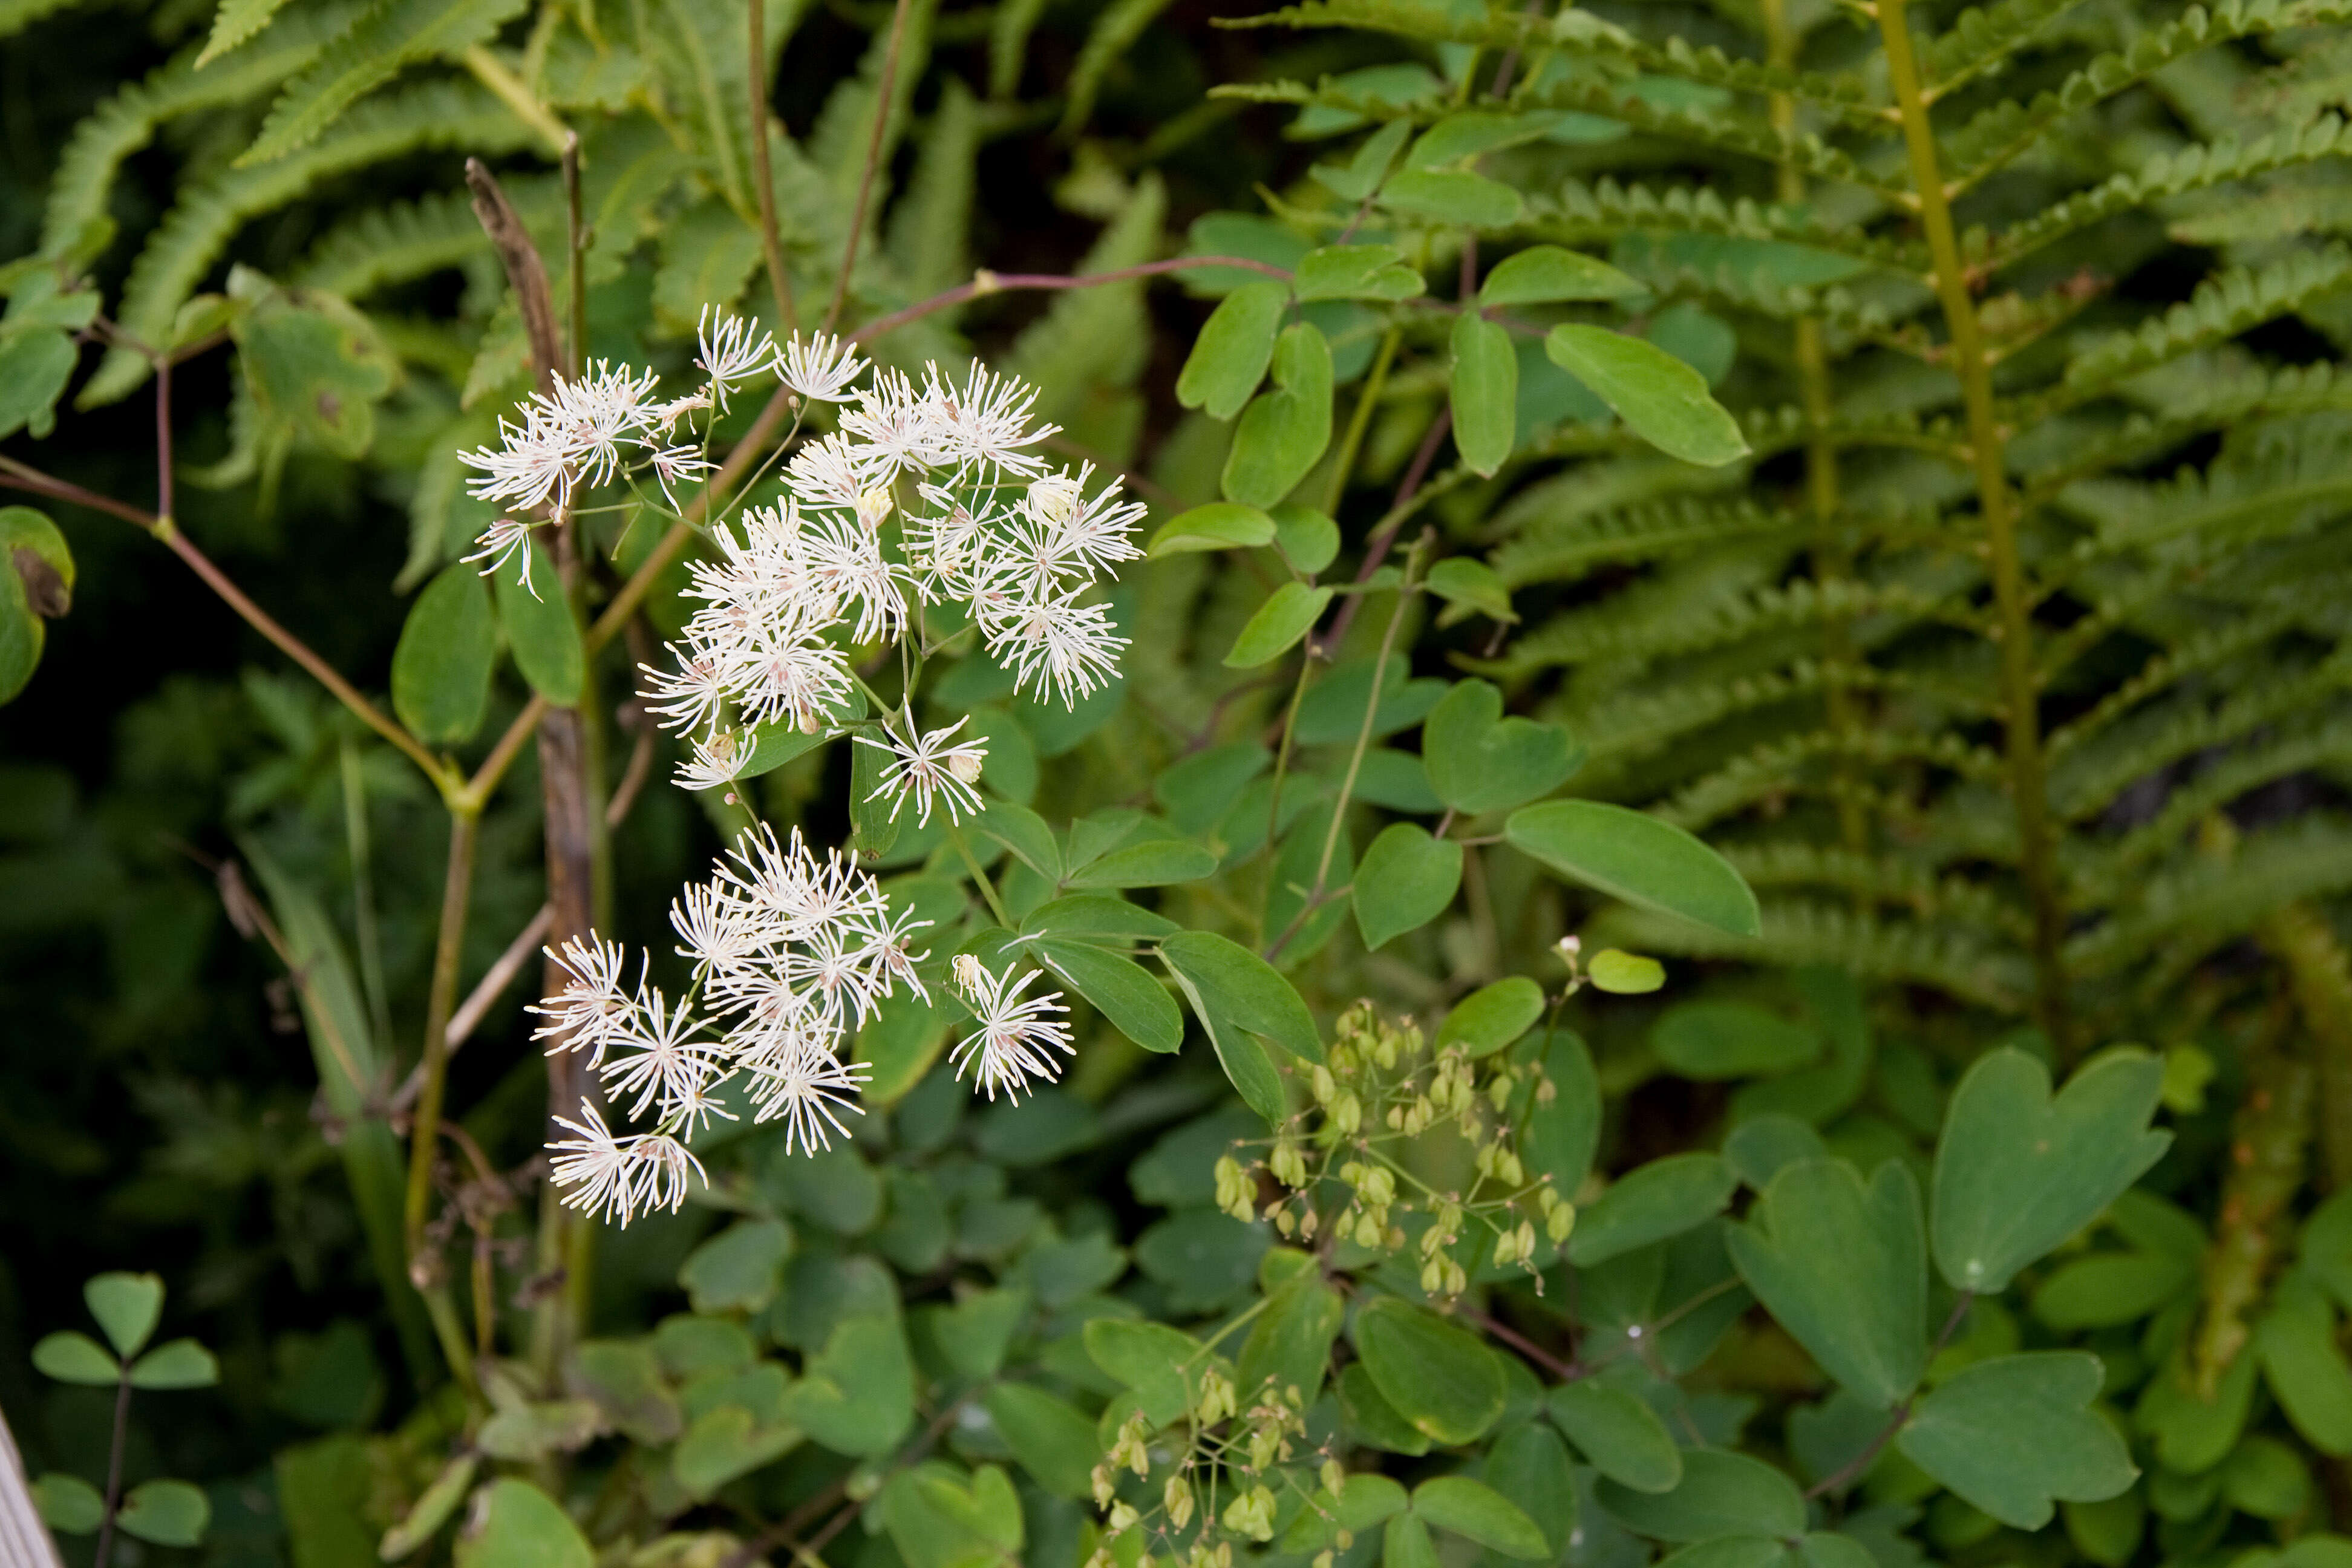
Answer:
1877;0;2069;1041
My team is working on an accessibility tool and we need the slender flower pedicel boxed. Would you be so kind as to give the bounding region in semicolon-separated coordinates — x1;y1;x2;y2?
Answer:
475;319;1138;1221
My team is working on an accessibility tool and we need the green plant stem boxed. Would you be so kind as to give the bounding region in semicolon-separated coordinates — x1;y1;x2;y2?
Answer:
1876;0;2067;1040
947;820;1015;928
823;0;915;335
340;739;393;1048
93;1368;130;1568
404;809;480;1267
1322;326;1400;515
1262;653;1319;894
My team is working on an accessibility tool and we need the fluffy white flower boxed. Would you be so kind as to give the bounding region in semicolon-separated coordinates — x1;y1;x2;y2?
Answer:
531;934;638;1068
857;716;987;826
949;956;1074;1101
463;516;538;592
748;1045;869;1153
697;307;779;411
776;332;869;403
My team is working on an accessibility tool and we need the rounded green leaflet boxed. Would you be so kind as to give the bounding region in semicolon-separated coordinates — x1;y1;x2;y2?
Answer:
32;1472;103;1534
1379;168;1524;226
2226;1434;2311;1519
1148;501;1276;557
116;1478;210;1547
1177;279;1287;419
493;544;583;706
1506;799;1761;938
790;1314;916;1455
679;1217;793;1315
1567;1151;1736;1266
2030;1250;2192;1331
1449;313;1517;477
1521;1028;1602;1195
1590;949;1665;993
1223;322;1333;509
1412;1476;1547;1560
32;1330;119;1385
1385;1511;1442;1568
1658;1539;1791;1568
1225;582;1334;667
1480;244;1644;305
982;1382;1097;1498
1425;557;1513;626
0;506;72;705
1549;1380;1684;1493
1596;1449;1806;1541
1544;323;1749;466
1485;1422;1578;1555
1423;679;1581;815
1352;823;1463;950
1436;976;1544;1057
1034;936;1183;1053
381;1454;479;1561
1236;1270;1344;1408
1725;1157;1928;1410
1293;243;1424;302
2255;1276;2352;1454
391;564;495;746
1064;837;1217;889
1931;1046;2171;1293
1353;1296;1506;1445
1270;503;1340;574
454;1478;592;1568
1652;1002;1824;1080
128;1339;220;1389
0;332;78;442
1158;929;1322;1062
85;1270;163;1357
1897;1351;2138;1529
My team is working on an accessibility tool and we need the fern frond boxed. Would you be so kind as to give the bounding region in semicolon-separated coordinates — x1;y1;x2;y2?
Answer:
0;0;82;43
1610;237;1930;339
650;0;763;215
1227;0;1891;119
1063;0;1179;134
1740;404;1969;463
2056;246;2352;398
80;82;535;407
1925;0;2091;99
2043;598;2308;762
2048;648;2352;823
1576;660;1999;775
1724;842;2037;941
2068;815;2352;976
1210;79;1910;199
2086;704;2352;876
1982;117;2352;272
1592;898;2033;1010
40;7;357;256
652;198;765;333
240;0;528;164
885;78;981;302
1491;495;1805;587
291;189;488;296
197;0;299;65
2016;359;2352;493
1530;178;1921;272
2052;422;2352;566
1500;578;1979;672
1656;727;2008;831
1943;0;2352;189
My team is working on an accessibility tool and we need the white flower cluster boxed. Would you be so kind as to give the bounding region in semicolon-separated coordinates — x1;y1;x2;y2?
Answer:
535;828;1077;1224
645;341;1145;803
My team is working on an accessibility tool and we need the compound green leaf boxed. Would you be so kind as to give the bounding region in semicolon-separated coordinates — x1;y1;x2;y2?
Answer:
1353;823;1462;950
391;564;494;747
1450;313;1517;477
1424;680;1579;815
1353;1296;1506;1446
1380;168;1524;226
128;1339;221;1390
1065;838;1217;890
1177;280;1286;419
679;1218;793;1316
1727;1158;1927;1410
1550;1381;1682;1493
1294;243;1424;302
1544;324;1748;466
1386;1511;1442;1568
1567;1152;1736;1266
1160;929;1322;1064
1223;321;1333;508
1897;1352;2137;1529
1235;1267;1344;1407
1507;800;1760;938
1931;1047;2171;1293
1486;1423;1578;1555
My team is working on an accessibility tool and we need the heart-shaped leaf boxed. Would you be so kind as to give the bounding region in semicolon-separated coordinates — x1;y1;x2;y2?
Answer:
1507;799;1761;938
1596;1450;1805;1541
32;1330;119;1386
1271;505;1340;575
1726;1158;1927;1410
1896;1352;2137;1528
1932;1047;2171;1293
85;1272;163;1357
456;1478;591;1568
984;1383;1097;1498
128;1339;220;1389
1423;680;1579;815
1352;823;1462;949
